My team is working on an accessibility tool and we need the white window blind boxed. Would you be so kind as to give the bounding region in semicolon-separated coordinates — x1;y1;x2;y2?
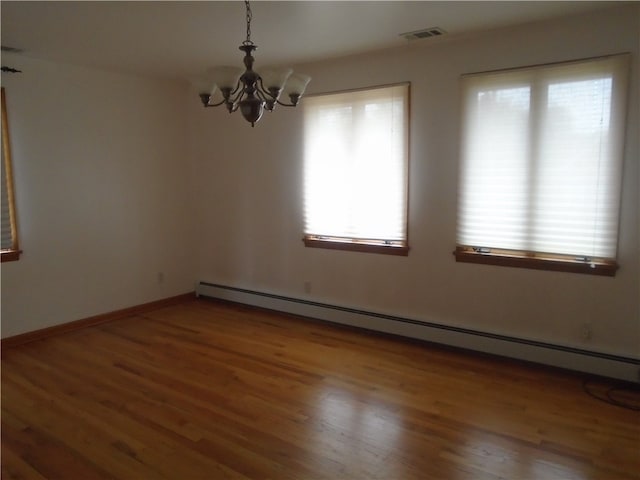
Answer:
303;84;409;247
1;150;13;249
457;55;629;263
1;87;18;253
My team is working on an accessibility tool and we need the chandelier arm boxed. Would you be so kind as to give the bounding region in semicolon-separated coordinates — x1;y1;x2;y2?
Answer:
256;77;280;100
274;99;298;107
204;98;229;108
223;82;247;111
229;81;245;102
254;87;272;103
223;97;241;113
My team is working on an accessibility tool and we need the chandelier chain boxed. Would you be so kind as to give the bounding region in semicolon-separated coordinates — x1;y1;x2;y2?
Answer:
243;0;253;46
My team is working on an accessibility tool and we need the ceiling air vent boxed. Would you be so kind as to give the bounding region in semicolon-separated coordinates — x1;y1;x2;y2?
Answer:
400;27;447;41
1;46;24;53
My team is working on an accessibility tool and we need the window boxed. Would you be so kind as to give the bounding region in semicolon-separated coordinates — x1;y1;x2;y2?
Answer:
455;55;629;276
1;87;20;262
303;83;410;255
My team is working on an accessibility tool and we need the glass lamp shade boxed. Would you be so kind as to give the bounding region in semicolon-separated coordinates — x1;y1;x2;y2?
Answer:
190;76;217;96
207;66;244;90
285;73;311;95
260;68;293;91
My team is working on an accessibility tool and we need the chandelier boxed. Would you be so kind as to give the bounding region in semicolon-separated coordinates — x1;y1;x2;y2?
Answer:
192;0;311;127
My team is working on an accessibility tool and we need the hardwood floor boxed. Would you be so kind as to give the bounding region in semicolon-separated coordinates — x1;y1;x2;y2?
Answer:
2;298;639;479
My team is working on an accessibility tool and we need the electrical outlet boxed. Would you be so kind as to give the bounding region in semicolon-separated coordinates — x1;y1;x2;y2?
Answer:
304;281;312;294
157;272;165;284
581;322;592;341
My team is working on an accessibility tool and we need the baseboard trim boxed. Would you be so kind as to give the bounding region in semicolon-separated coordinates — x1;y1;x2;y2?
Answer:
1;292;196;350
197;282;640;383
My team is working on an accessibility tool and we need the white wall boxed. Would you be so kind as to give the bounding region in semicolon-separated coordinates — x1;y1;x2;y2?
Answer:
192;5;639;359
1;54;196;338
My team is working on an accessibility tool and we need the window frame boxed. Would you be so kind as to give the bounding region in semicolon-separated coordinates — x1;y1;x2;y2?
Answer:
1;87;21;263
302;83;411;256
454;54;629;276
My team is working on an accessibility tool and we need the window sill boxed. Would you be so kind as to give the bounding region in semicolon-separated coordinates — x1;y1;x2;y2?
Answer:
453;246;618;277
304;236;409;256
1;249;22;263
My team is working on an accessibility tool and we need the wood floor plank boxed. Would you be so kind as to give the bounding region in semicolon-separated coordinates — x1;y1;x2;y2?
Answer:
0;409;115;480
2;299;639;479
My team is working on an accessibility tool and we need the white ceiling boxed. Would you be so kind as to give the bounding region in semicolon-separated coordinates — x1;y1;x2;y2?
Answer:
1;1;621;80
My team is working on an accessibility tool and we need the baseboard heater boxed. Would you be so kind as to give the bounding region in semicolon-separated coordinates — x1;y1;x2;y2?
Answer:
196;282;639;383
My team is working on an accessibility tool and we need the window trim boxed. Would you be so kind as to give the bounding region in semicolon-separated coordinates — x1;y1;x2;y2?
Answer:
455;54;629;276
1;87;21;263
453;246;618;276
304;235;409;256
302;82;411;256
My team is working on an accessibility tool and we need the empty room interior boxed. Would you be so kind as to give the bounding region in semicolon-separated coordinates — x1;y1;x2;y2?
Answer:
1;1;639;479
